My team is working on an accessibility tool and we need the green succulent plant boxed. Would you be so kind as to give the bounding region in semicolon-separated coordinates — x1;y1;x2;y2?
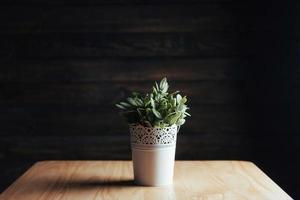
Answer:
116;77;190;128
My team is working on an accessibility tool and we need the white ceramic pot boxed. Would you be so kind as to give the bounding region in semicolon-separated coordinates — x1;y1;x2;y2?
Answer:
129;124;178;186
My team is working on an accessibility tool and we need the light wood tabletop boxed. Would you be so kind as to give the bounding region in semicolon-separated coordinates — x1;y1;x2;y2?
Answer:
0;161;292;200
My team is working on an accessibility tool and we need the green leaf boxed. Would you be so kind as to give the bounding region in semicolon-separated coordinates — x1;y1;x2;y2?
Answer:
155;82;159;91
167;112;181;125
152;108;162;119
162;85;168;93
171;98;176;107
153;120;163;127
177;104;187;112
180;96;187;104
176;94;182;105
159;77;169;93
165;111;176;118
137;108;146;119
135;98;143;106
159;78;165;89
127;97;138;106
152;86;157;94
116;104;126;109
144;99;151;107
144;121;152;127
184;112;191;116
150;97;155;108
176;119;186;126
120;102;131;107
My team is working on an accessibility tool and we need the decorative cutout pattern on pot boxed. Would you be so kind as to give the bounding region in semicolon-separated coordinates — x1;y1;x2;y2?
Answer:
129;124;177;147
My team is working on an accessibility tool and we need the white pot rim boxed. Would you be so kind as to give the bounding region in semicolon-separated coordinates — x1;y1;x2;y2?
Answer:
129;123;178;149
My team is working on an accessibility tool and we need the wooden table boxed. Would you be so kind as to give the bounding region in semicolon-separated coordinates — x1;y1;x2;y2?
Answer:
0;161;292;200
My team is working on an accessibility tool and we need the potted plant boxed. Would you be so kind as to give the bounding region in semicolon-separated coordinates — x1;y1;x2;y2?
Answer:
116;77;190;186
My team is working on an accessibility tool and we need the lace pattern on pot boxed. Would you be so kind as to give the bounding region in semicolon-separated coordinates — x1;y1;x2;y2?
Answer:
129;124;177;146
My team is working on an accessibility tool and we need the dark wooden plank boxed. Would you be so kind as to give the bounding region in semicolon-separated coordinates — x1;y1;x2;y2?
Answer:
0;58;247;82
3;132;289;161
0;132;254;161
0;4;252;34
0;81;246;105
0;32;250;59
0;104;248;136
0;133;131;160
0;135;131;160
0;0;240;6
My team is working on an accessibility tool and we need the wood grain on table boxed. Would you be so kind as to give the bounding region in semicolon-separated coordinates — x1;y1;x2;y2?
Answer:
0;161;292;200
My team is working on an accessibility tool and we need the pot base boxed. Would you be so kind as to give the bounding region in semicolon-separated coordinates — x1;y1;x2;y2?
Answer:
132;146;176;186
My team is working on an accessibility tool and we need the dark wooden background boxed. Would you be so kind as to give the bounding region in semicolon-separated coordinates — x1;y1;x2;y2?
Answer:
0;0;299;198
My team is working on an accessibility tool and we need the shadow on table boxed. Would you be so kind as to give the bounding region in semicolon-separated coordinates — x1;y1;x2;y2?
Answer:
24;178;137;192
